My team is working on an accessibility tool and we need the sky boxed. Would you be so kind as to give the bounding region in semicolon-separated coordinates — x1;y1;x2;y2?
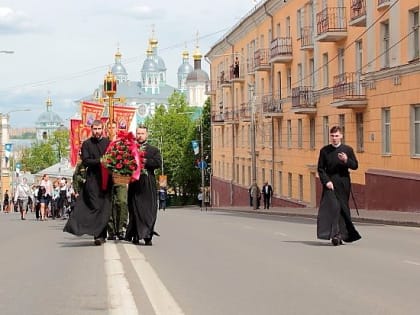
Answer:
0;0;259;128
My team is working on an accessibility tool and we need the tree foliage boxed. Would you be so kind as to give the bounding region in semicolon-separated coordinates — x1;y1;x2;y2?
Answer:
145;91;204;197
20;129;69;174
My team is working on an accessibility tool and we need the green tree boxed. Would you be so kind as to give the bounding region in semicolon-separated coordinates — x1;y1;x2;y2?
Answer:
145;91;199;201
20;128;70;173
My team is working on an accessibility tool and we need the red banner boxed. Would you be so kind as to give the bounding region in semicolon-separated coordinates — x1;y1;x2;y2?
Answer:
69;119;82;167
113;105;136;131
81;101;105;127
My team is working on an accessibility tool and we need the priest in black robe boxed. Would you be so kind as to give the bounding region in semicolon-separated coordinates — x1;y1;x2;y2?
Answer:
64;120;112;245
125;125;162;246
317;126;361;246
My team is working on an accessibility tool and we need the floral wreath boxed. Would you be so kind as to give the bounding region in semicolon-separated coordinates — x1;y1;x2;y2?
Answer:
101;131;145;181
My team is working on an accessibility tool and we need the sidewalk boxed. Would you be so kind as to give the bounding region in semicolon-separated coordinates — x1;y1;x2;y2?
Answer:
212;205;420;228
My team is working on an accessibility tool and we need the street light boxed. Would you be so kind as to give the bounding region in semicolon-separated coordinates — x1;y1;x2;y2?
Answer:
0;108;31;208
103;70;118;140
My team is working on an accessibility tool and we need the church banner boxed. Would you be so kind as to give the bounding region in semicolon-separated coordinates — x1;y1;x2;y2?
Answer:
69;118;82;167
81;101;105;127
113;105;136;131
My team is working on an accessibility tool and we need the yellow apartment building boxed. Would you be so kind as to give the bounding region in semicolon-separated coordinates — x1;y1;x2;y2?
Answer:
205;0;420;211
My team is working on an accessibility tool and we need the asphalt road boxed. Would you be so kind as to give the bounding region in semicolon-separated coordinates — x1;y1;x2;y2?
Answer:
1;208;419;315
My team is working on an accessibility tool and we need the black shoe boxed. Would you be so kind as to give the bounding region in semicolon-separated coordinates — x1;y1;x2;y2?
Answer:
132;237;140;245
107;235;116;241
144;239;153;246
94;238;104;246
331;237;343;246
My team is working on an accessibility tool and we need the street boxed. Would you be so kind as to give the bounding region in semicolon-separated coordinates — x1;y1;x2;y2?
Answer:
0;208;419;315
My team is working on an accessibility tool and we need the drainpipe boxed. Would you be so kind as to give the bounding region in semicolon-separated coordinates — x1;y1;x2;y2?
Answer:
264;3;276;189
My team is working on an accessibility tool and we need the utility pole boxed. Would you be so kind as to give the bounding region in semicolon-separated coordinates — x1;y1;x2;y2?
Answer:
200;119;205;209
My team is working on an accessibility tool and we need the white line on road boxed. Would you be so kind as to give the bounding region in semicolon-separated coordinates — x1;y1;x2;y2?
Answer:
274;231;288;237
123;244;185;315
104;243;139;315
403;260;420;266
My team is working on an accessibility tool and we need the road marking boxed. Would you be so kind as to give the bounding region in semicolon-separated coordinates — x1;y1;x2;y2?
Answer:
274;231;288;237
104;243;139;315
403;260;420;266
123;244;185;315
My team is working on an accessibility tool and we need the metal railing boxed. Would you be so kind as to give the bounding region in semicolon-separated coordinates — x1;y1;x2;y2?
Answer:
350;0;366;21
333;72;365;99
316;7;347;35
261;94;283;114
254;48;270;69
292;87;316;108
300;27;314;48
270;37;293;58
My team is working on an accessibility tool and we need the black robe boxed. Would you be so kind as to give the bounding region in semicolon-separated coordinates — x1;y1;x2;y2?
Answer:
317;144;361;243
125;143;162;242
64;136;112;238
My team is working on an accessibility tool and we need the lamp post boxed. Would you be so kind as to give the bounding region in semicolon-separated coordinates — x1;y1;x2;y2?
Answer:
103;70;118;140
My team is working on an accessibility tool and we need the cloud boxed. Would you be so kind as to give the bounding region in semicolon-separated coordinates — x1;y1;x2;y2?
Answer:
120;5;166;20
0;7;38;34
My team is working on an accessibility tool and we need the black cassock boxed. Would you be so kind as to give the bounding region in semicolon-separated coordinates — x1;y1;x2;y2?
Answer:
64;136;112;238
125;143;162;242
317;144;361;243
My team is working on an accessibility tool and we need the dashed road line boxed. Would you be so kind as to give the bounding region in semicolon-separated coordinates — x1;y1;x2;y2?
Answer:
104;243;139;315
123;244;185;315
403;260;420;266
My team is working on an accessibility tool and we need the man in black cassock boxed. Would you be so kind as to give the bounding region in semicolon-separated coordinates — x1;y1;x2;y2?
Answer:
317;126;361;246
125;125;162;246
63;120;112;245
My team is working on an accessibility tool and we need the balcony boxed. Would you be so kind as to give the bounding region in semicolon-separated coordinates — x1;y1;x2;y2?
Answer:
291;87;317;114
262;94;283;117
212;111;224;123
223;110;236;124
300;27;314;50
331;72;367;109
349;0;366;27
219;71;232;88
316;7;347;42
270;37;293;63
205;80;217;95
377;0;390;10
239;102;251;121
254;49;271;72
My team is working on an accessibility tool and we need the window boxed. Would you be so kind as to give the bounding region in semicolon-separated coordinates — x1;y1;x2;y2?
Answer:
297;63;303;86
242;165;245;185
411;105;420;156
298;174;303;201
287;67;292;96
323;116;329;146
310;118;316;150
356;112;364;152
382;108;391;154
323;53;329;88
410;9;419;60
278;171;283;196
286;16;291;37
309;58;315;88
287;119;292;148
262;168;266;184
297;119;303;148
288;172;292;198
381;21;390;68
278;119;283;147
339;114;345;144
297;9;302;39
277;71;282;99
338;48;345;76
276;23;281;37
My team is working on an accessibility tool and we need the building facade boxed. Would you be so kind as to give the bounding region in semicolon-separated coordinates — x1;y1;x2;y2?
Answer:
206;0;420;211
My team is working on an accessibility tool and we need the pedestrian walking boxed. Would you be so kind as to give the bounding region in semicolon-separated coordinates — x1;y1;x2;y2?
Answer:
317;126;361;246
14;177;31;220
125;125;162;246
262;182;273;209
63;120;113;245
158;187;167;211
3;189;10;213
